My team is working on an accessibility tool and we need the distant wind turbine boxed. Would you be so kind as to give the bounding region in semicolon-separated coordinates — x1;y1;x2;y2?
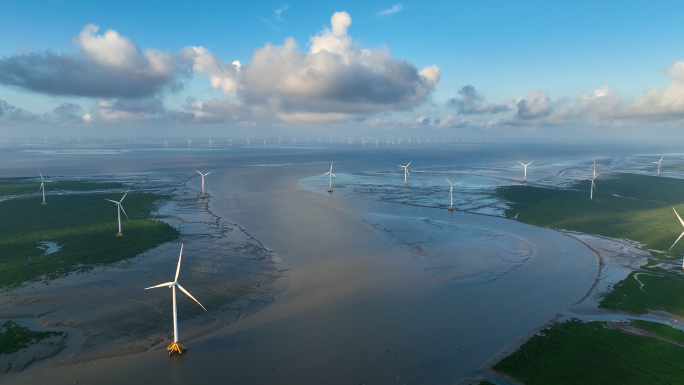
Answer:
105;191;129;236
228;139;232;146
323;162;337;193
246;138;251;146
590;159;598;200
164;139;169;149
518;161;533;182
187;139;192;148
398;162;411;185
38;171;51;205
195;169;212;198
653;156;664;176
444;177;460;211
208;138;213;147
145;244;207;355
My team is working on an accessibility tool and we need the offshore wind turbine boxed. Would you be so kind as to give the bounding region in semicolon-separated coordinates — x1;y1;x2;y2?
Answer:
187;139;192;148
105;191;129;236
145;244;207;355
322;162;337;193
669;208;684;269
195;169;212;198
228;139;232;146
38;171;51;205
518;161;533;182
444;177;461;211
164;139;169;149
653;156;664;176
398;162;411;185
208;138;213;147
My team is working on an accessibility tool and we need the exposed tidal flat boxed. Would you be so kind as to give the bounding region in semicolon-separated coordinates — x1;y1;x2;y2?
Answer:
1;141;684;383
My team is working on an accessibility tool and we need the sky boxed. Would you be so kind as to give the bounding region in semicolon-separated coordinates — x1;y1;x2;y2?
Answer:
1;1;684;139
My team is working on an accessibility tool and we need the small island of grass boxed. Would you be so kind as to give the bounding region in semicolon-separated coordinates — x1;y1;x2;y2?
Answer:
0;179;179;288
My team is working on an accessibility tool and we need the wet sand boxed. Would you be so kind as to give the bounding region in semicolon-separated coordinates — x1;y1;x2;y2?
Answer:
4;157;598;384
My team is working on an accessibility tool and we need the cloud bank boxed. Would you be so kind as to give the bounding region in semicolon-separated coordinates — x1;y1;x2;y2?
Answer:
0;25;189;99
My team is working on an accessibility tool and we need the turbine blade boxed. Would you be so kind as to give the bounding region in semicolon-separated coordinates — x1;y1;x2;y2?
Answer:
120;190;129;202
120;204;129;221
331;173;337;178
518;161;524;166
444;177;452;185
673;208;684;228
144;282;175;290
195;169;202;176
176;284;207;311
104;199;118;203
671;231;684;250
407;161;412;167
204;171;212;176
175;244;183;281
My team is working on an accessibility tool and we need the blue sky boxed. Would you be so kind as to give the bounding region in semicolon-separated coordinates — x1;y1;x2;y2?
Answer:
1;1;683;136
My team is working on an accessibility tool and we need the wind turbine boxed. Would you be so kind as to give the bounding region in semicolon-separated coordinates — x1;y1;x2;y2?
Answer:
145;244;207;355
38;171;51;205
208;138;213;147
444;177;461;211
246;138;251;146
669;208;684;269
398;162;411;185
195;169;212;198
590;159;598;200
228;139;232;146
105;191;129;236
164;139;169;149
65;138;70;145
653;156;664;176
187;139;192;148
323;162;337;193
518;161;533;182
374;139;379;147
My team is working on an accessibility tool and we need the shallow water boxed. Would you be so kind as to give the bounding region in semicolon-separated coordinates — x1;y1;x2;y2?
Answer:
2;140;682;384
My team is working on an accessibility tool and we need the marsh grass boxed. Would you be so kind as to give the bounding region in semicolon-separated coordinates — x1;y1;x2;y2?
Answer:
492;319;684;385
496;173;684;254
599;271;684;315
0;192;178;288
0;179;124;197
0;321;63;355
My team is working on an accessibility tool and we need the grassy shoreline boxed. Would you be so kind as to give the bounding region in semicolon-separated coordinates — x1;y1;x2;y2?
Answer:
492;319;684;385
0;180;179;288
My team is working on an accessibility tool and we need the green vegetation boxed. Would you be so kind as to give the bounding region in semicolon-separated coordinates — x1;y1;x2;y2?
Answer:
631;319;684;344
495;173;684;254
600;271;684;316
0;191;178;288
0;178;124;197
492;319;684;385
0;321;62;355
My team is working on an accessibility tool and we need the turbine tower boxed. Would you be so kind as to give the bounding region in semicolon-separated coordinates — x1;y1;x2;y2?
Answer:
38;171;50;205
105;191;129;236
444;177;460;211
195;169;212;198
518;161;533;182
670;208;684;269
653;156;664;176
590;159;598;200
398;162;411;185
323;162;337;193
145;244;207;355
